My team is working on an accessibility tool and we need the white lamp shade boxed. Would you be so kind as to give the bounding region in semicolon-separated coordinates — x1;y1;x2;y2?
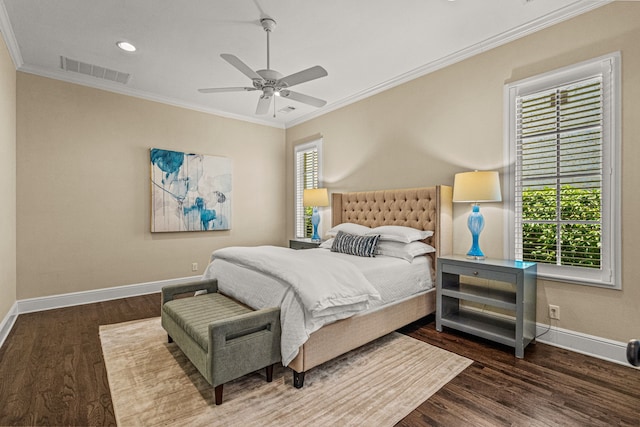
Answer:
452;171;502;203
303;188;330;207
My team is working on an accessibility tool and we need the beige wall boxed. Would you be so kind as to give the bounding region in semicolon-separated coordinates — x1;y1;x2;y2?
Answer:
0;33;16;319
286;2;640;343
9;2;639;343
16;74;285;299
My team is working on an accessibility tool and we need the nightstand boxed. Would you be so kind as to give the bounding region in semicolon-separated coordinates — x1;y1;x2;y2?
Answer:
289;239;321;250
436;255;537;358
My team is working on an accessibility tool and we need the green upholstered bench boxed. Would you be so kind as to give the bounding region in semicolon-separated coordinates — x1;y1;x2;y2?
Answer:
161;279;281;405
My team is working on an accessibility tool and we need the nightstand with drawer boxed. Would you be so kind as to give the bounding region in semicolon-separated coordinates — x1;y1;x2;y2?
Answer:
436;255;537;358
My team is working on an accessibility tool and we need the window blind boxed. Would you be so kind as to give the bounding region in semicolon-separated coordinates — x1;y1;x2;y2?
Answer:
295;145;319;238
515;76;603;268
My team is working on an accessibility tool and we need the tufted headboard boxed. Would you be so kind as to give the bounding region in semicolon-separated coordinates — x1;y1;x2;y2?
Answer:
331;186;453;260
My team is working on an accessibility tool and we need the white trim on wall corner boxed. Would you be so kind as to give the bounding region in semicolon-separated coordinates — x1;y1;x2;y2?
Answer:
0;301;18;349
16;275;202;314
1;281;635;371
0;0;24;68
0;275;202;350
535;323;636;369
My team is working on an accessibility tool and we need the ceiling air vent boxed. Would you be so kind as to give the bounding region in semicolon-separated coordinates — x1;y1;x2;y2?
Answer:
60;56;130;84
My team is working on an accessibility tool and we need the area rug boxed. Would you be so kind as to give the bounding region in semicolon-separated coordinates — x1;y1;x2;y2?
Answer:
100;317;471;426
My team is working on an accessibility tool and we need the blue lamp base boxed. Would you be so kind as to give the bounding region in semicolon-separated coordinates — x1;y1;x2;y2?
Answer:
466;204;486;260
310;207;321;242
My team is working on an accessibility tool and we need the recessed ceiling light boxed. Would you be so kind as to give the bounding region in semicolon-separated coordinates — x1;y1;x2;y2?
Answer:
116;41;136;52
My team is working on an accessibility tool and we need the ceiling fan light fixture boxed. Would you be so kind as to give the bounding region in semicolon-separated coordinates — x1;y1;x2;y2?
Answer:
116;41;136;52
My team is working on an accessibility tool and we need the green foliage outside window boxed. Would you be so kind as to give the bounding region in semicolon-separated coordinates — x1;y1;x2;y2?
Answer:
522;185;601;268
304;206;313;238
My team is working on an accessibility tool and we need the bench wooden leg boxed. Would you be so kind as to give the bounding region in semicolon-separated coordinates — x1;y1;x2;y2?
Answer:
293;370;305;389
266;364;274;382
214;384;223;405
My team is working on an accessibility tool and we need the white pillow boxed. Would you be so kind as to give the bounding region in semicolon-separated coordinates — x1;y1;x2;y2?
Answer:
326;223;371;237
376;241;436;262
319;238;334;249
366;225;433;243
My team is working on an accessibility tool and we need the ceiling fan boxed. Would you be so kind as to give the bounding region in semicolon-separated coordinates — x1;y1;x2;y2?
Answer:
198;18;328;115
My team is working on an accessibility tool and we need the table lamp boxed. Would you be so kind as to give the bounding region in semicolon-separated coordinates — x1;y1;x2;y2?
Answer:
303;188;329;242
452;171;502;259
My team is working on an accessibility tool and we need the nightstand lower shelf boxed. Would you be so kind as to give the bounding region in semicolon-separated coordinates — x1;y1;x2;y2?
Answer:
439;309;516;348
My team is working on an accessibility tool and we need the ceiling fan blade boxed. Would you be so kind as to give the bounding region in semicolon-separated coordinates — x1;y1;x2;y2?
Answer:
220;53;263;81
278;65;328;88
279;90;326;108
256;95;271;115
198;87;256;94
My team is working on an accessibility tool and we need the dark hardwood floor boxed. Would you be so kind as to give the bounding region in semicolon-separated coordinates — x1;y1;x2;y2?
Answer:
0;294;160;426
0;294;638;426
397;321;640;427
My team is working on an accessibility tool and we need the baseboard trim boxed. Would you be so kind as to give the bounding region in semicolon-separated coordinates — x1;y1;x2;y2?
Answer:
536;323;636;369
0;302;18;349
1;276;201;350
1;283;635;369
16;275;202;314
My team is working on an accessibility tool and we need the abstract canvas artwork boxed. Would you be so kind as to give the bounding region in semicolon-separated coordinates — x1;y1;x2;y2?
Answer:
150;148;232;232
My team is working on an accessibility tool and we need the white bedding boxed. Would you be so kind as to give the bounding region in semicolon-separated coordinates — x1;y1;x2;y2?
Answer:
202;246;433;365
323;250;432;305
212;246;381;317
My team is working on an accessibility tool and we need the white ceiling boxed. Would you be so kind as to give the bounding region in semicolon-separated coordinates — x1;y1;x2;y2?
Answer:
0;0;610;128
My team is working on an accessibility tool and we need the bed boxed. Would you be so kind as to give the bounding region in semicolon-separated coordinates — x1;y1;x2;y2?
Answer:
203;185;453;387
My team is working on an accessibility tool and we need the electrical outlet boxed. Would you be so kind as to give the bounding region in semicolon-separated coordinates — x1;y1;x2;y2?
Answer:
549;304;560;320
191;262;198;272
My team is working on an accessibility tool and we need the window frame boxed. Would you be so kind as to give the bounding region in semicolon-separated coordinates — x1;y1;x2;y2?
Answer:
504;52;621;289
294;138;323;239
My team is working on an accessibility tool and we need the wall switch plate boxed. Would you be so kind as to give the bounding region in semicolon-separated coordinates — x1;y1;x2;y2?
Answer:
191;262;198;272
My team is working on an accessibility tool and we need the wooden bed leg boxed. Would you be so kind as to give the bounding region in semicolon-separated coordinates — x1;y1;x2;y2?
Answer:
266;364;274;382
293;371;305;389
214;385;223;405
167;335;173;344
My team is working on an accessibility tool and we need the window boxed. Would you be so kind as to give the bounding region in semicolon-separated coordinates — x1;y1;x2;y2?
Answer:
294;139;323;238
505;53;621;288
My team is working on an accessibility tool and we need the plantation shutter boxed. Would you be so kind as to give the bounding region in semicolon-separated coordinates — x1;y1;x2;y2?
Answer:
295;143;320;238
515;76;603;268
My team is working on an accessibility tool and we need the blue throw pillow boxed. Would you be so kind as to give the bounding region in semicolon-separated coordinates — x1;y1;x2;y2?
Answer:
331;231;380;257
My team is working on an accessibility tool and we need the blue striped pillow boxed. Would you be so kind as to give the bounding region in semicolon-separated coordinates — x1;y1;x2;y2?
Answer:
331;231;380;257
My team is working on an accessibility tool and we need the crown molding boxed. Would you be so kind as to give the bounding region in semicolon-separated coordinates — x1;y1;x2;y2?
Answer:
285;0;613;128
0;0;613;130
0;0;23;68
17;64;286;129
